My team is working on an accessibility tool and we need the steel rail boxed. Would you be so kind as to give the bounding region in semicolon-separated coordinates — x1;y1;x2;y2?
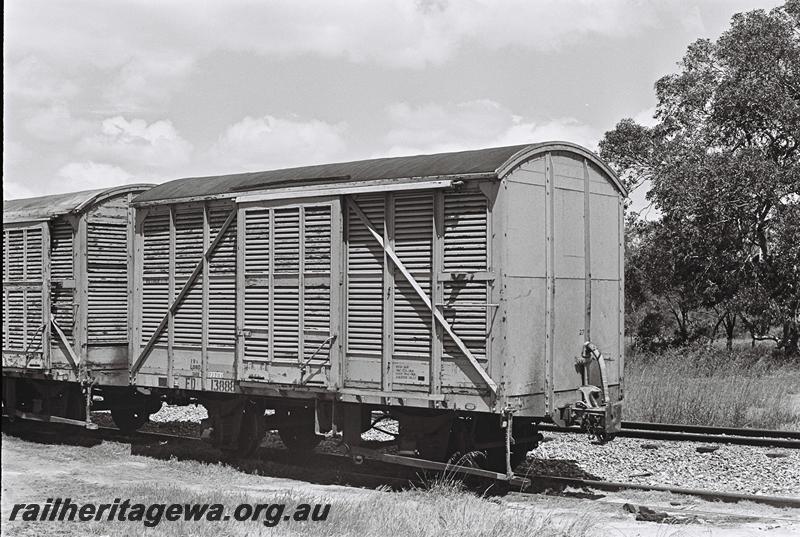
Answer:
536;423;800;449
622;421;800;440
524;474;800;509
4;417;798;509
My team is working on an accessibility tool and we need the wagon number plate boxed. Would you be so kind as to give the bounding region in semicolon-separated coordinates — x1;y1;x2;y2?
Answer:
210;378;235;392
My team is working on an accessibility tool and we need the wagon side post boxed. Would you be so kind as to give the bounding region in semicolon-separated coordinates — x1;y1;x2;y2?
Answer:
430;191;444;397
41;221;51;371
544;152;556;419
235;203;248;386
329;198;344;390
74;213;89;371
129;208;147;382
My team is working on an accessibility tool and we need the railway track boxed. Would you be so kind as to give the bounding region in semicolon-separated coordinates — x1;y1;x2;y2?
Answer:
4;417;799;509
537;420;800;449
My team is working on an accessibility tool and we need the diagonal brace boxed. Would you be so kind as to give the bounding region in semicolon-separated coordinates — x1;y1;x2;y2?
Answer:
131;209;236;378
347;198;497;394
51;318;80;376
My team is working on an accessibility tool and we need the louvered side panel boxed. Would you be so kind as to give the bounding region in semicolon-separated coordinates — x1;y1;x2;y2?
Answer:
6;230;24;281
304;206;331;272
244;287;269;361
442;190;489;368
87;222;128;343
25;290;43;355
208;205;236;348
50;220;74;341
393;193;433;358
346;195;383;358
173;206;204;347
141;211;170;347
344;195;384;386
274;207;300;273
347;195;384;273
2;232;7;351
243;209;270;362
441;282;488;361
303;285;330;358
6;290;24;350
244;209;271;276
273;285;299;364
272;207;300;366
302;205;332;381
346;279;382;355
208;278;235;348
50;220;74;279
2;289;7;351
443;191;488;271
26;228;43;280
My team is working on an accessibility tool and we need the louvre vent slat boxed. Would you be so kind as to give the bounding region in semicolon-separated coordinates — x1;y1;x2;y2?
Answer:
141;210;170;346
442;191;489;362
87;221;128;343
393;193;433;357
242;204;332;377
208;204;236;347
3;227;44;351
163;206;203;347
347;195;384;357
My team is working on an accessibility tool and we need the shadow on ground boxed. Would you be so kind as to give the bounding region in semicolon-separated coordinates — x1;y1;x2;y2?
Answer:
2;417;603;499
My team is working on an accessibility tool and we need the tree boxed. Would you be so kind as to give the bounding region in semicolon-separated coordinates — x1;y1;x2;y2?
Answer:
601;0;800;355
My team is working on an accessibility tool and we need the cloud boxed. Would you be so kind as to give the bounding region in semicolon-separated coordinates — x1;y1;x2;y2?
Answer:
56;161;135;192
23;103;92;143
187;0;695;67
384;100;602;155
210;115;348;171
103;53;196;112
5;56;80;103
5;1;706;73
77;116;193;169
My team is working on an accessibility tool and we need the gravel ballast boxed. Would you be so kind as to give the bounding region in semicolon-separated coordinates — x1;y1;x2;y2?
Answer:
525;432;800;497
149;403;208;423
100;405;799;497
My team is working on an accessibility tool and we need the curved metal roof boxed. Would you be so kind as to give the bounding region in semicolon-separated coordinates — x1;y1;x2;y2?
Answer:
134;142;626;205
3;184;154;224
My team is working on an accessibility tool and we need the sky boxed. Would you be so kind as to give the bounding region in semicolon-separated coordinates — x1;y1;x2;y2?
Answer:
3;0;783;213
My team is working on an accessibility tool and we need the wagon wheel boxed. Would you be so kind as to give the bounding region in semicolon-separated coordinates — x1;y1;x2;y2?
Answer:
111;407;151;434
234;401;266;458
277;407;322;454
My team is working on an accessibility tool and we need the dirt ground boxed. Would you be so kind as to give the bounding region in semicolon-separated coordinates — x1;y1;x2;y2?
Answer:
1;432;799;537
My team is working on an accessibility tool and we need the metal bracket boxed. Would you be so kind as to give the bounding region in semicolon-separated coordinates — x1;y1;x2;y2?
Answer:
51;318;80;377
299;334;337;383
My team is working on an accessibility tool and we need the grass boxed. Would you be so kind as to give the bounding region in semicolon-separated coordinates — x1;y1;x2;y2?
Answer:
1;436;594;537
623;343;800;430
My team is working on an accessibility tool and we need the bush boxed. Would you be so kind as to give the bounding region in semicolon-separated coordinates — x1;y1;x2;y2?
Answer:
624;344;800;430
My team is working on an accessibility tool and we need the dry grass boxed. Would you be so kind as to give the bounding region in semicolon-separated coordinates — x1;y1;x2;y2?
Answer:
6;484;593;537
2;437;594;537
624;344;800;430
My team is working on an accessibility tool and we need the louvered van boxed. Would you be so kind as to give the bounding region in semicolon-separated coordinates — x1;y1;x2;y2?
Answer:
2;185;161;430
128;142;627;472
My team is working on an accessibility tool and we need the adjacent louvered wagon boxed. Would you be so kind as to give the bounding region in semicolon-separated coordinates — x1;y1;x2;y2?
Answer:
127;142;627;473
2;185;161;431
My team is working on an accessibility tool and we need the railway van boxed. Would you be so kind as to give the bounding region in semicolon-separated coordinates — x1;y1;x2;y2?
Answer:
2;185;160;431
126;142;627;472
